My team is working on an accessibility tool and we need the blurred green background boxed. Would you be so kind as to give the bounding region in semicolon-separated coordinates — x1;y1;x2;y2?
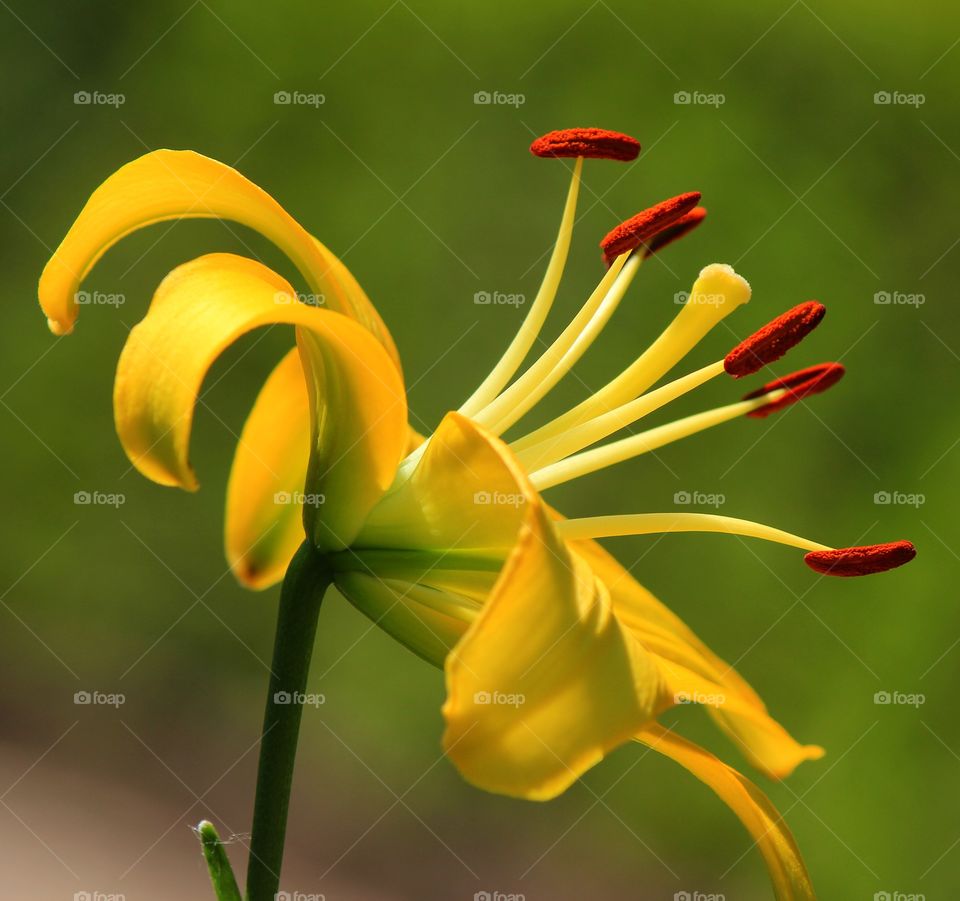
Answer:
0;0;956;897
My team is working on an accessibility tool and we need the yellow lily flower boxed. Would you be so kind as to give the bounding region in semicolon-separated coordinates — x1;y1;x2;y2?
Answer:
39;127;915;900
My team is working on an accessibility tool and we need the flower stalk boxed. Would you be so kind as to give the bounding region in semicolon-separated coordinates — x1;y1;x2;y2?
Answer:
246;541;330;901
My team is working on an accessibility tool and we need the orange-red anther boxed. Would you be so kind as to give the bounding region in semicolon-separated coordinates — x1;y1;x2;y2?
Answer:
804;541;916;576
530;128;641;161
743;362;845;417
600;192;702;265
725;302;827;378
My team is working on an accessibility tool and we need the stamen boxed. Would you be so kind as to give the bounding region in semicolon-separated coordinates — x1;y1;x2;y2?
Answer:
724;302;826;378
804;541;916;576
643;206;707;257
459;158;583;418
744;363;844;418
556;512;831;552
516;360;725;472
531;391;785;490
511;263;751;455
474;254;635;434
600;193;701;266
530;128;641;161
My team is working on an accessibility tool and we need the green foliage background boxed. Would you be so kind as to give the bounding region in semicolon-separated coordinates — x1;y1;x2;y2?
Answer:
0;1;955;897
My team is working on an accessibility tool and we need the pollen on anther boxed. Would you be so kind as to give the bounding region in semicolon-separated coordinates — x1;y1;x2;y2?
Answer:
743;362;845;418
530;128;641;161
804;540;916;576
643;207;707;257
725;301;827;378
600;192;702;265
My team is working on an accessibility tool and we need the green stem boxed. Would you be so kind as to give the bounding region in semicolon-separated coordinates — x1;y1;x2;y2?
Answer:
246;541;330;901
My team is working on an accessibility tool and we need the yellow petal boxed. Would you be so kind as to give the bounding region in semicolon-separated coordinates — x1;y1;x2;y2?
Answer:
355;411;532;551
226;348;309;590
115;253;407;551
39;149;398;365
637;723;815;901
431;416;664;800
570;534;820;779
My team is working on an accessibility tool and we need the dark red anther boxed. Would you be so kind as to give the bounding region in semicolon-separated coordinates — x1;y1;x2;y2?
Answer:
804;540;916;576
600;192;702;266
643;207;707;257
530;128;641;161
743;362;845;418
724;302;827;378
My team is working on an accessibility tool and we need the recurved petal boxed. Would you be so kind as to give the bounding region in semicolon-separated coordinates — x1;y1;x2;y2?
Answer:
115;253;407;552
38;149;398;364
439;420;664;799
226;348;310;590
569;535;820;779
637;724;815;900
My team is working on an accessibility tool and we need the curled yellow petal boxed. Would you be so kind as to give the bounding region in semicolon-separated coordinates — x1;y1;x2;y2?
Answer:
39;149;398;365
637;723;815;901
432;415;664;800
115;253;407;551
226;348;309;590
570;534;820;779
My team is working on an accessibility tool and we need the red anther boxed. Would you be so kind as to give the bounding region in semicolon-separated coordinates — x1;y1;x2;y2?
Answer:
600;192;702;265
804;540;916;577
530;128;641;161
743;362;845;418
724;302;827;378
643;207;707;257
